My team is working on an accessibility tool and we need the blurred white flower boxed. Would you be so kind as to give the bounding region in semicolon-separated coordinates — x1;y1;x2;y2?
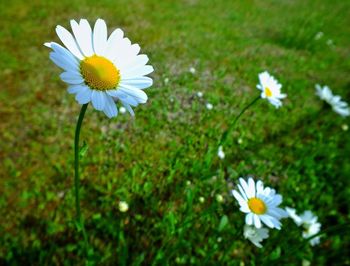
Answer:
286;208;321;246
164;77;169;84
243;225;269;248
118;201;129;212
326;39;334;46
119;106;126;114
314;32;324;40
315;84;350;117
237;138;243;145
197;91;203;98
189;67;196;74
186;180;192;186
341;124;348;131
232;177;288;229
206;103;213;110
257;71;286;108
199;197;205;203
217;145;225;159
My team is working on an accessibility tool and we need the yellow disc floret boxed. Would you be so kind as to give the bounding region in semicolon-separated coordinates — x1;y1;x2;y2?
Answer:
265;87;272;97
248;197;267;214
80;55;120;90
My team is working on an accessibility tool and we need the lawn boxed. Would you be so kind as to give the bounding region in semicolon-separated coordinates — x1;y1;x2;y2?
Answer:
0;0;350;265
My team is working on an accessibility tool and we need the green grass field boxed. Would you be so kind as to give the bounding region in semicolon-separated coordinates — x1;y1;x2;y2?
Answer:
1;0;350;265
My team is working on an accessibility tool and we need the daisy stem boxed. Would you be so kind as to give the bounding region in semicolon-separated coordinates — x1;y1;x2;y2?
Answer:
74;103;89;253
220;95;260;145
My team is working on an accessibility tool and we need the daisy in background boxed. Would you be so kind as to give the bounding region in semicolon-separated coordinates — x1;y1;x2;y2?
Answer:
45;18;153;118
286;208;322;246
232;177;288;229
257;71;286;108
217;145;225;159
243;225;269;248
315;84;350;117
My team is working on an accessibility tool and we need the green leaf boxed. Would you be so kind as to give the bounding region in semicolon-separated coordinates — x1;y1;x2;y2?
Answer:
79;141;88;158
218;215;228;232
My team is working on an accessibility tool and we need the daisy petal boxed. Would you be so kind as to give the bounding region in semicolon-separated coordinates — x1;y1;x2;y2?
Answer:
93;18;107;55
103;94;118;118
56;25;84;59
91;90;106;110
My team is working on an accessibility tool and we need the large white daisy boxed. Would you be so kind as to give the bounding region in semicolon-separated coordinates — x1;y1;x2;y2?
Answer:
256;71;286;108
232;177;288;229
45;18;153;118
315;84;350;117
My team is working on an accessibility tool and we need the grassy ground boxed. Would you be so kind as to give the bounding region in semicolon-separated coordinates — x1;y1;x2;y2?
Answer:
1;0;350;265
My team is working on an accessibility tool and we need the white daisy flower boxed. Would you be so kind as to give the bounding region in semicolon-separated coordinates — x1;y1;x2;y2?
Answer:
232;177;288;229
256;71;286;108
217;145;225;159
315;84;350;117
243;225;269;248
45;18;153;118
118;201;129;212
314;31;324;40
189;67;196;74
197;91;203;98
286;208;322;246
206;103;213;110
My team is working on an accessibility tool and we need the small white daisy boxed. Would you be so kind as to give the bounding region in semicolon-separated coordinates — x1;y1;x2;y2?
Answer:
197;91;203;98
232;177;288;229
189;67;196;74
243;225;269;248
257;71;286;108
216;194;224;203
217;145;225;159
286;208;322;246
118;201;129;212
315;84;350;117
342;124;348;131
164;77;169;84
45;18;153;118
206;103;213;110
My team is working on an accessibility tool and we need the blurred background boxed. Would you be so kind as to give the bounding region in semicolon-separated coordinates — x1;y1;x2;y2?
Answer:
0;0;349;265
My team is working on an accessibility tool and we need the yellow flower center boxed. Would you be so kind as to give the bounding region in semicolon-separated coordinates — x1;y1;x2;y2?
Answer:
265;87;272;97
248;197;267;214
80;55;120;90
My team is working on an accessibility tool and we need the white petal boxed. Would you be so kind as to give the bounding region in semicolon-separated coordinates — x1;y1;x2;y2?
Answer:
70;19;94;57
91;90;106;111
245;213;253;225
118;54;149;72
49;43;79;72
60;72;84;84
253;214;262;228
102;28;124;59
119;86;148;103
120;101;135;116
120;76;153;89
103;94;118;118
260;215;274;228
68;84;86;94
121;65;154;79
232;190;247;207
93;18;107;55
56;25;84;59
247;178;256;198
75;87;92;104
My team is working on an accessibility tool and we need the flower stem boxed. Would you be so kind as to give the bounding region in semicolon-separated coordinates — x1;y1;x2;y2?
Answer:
74;103;89;253
220;95;260;145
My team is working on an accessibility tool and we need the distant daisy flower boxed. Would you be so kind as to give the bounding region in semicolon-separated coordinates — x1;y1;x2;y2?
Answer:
326;39;334;47
118;201;129;212
164;77;169;84
286;208;321;246
314;32;324;40
232;177;288;229
243;225;269;248
315;84;350;117
199;196;205;203
45;18;153;118
206;103;213;110
119;106;126;114
216;194;224;203
197;91;203;98
217;145;225;159
257;71;286;108
189;67;196;74
342;124;348;131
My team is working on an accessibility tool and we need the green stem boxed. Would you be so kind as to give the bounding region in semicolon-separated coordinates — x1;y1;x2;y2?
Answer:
74;103;89;253
220;95;260;145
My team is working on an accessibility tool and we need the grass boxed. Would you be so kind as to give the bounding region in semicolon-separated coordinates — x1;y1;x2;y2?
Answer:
1;0;350;265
